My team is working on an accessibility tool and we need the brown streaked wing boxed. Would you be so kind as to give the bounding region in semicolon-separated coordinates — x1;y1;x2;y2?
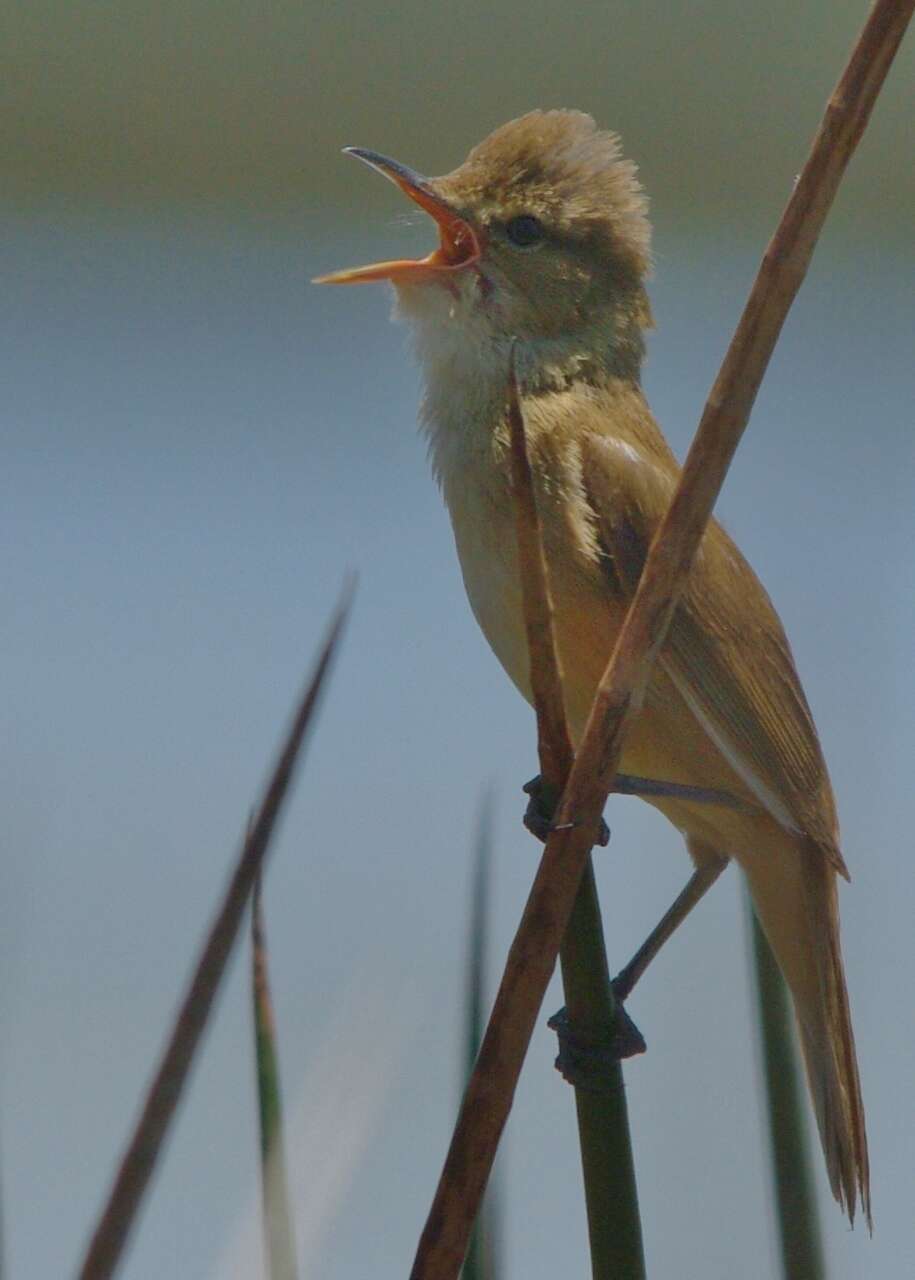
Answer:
579;426;846;876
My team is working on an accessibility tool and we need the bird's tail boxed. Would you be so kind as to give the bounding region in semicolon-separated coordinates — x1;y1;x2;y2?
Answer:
743;838;871;1228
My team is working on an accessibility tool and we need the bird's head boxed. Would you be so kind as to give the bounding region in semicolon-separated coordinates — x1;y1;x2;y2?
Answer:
316;110;652;367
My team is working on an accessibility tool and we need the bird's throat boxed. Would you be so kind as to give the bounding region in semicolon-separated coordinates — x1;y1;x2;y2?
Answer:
398;284;646;491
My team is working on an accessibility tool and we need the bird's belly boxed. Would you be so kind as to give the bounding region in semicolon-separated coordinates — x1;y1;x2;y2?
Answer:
450;497;533;702
447;483;623;737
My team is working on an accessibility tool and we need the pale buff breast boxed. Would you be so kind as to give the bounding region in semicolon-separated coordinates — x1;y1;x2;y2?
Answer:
443;452;627;741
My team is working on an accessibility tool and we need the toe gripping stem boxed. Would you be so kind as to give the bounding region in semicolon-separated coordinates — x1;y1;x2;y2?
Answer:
522;775;610;847
548;999;646;1093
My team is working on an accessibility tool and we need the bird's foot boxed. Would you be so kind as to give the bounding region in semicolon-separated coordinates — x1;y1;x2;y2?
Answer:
548;1003;646;1092
522;775;610;846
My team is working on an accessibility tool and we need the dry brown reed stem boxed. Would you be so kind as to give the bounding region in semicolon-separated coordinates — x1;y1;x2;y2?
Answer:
79;584;353;1280
409;4;912;1274
504;349;575;791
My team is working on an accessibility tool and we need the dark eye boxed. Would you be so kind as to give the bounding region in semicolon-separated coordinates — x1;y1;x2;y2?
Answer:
505;214;544;247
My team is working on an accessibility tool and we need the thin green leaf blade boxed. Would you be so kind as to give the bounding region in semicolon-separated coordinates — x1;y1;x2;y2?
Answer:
461;790;501;1280
252;873;298;1280
747;888;827;1280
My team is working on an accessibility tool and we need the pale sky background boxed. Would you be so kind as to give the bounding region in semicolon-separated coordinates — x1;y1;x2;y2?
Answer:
2;3;913;1278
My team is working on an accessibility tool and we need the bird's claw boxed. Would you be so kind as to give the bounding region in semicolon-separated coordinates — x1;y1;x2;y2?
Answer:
522;775;610;846
548;1004;646;1092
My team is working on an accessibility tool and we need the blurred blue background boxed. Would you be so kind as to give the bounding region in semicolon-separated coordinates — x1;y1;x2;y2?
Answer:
2;3;912;1277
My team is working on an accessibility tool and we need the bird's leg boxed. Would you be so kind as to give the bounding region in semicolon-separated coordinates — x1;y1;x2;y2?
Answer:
522;778;730;1077
548;854;730;1087
614;774;753;811
612;853;730;1001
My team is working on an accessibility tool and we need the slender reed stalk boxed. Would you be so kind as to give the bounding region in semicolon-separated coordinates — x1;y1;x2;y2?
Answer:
506;360;644;1278
252;872;299;1280
460;790;500;1280
409;6;912;1274
0;1146;5;1280
747;891;827;1280
78;583;353;1280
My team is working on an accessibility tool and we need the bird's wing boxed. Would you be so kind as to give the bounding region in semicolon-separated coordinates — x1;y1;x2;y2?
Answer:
580;429;846;875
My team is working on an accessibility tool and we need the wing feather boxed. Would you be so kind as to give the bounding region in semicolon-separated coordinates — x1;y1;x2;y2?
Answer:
580;426;846;875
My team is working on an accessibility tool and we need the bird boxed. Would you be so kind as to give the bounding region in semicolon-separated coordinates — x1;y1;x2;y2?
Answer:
316;109;870;1226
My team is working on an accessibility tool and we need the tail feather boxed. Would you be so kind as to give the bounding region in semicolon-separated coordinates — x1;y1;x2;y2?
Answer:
743;837;871;1228
796;849;870;1228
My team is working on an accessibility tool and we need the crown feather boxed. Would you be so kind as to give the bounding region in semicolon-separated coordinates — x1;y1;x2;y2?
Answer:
438;110;651;279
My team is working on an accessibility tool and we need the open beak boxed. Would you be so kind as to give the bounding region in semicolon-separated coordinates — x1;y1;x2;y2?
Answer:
313;148;481;285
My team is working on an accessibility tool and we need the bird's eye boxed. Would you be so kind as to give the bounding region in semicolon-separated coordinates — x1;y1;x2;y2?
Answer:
504;214;544;247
